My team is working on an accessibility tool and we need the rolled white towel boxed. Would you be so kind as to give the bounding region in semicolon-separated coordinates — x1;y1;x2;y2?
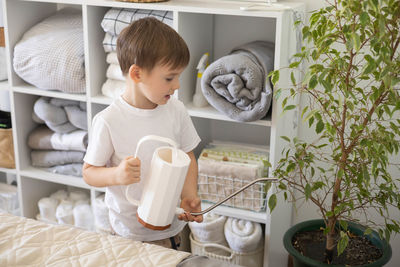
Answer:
224;218;263;252
73;203;94;230
93;194;111;232
56;200;74;225
50;189;68;202
37;197;58;222
101;79;125;99
189;212;228;246
106;63;125;81
106;52;119;65
69;190;89;203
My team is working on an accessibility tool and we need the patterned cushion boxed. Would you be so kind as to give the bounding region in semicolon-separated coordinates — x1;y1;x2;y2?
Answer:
13;8;85;94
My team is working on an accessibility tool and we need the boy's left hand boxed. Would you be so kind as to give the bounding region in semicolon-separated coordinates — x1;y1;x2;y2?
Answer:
178;197;203;223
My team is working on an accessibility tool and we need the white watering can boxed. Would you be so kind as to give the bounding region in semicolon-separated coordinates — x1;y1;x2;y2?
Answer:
125;135;190;231
125;135;279;231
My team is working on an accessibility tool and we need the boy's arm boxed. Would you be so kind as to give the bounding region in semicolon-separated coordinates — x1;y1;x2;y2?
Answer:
179;151;203;222
82;156;141;187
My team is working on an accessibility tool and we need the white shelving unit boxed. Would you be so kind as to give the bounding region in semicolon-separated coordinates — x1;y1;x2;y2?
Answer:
1;0;304;266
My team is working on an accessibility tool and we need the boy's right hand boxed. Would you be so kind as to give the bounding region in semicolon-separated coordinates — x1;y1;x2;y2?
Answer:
115;156;141;185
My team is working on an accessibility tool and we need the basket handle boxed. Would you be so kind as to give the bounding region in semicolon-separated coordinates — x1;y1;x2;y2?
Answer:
202;243;235;261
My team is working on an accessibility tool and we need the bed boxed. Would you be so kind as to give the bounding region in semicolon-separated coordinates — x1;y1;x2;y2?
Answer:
0;212;190;266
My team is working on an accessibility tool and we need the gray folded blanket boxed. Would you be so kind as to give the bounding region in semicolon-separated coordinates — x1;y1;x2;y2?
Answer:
28;125;88;152
31;150;84;167
201;41;274;122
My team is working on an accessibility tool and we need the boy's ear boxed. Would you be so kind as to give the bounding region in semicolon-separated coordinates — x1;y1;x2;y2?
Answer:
128;64;141;83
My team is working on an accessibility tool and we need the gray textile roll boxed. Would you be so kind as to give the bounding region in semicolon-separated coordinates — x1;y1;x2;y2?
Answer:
201;41;274;122
31;150;84;167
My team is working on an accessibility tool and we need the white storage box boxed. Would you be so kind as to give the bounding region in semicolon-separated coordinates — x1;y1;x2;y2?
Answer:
190;233;264;267
0;183;19;216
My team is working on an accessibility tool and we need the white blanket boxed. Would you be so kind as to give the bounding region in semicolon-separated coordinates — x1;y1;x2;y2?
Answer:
106;63;125;81
0;212;190;266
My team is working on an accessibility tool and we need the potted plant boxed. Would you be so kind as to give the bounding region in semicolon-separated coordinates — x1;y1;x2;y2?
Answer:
268;0;400;266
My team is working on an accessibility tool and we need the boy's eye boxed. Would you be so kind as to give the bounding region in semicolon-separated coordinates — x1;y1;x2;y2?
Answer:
166;78;173;82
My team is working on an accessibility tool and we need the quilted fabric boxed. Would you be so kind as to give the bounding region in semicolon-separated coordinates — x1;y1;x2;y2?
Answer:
13;8;85;94
0;212;190;266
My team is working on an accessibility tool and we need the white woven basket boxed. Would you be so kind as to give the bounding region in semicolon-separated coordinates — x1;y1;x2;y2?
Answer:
190;233;264;267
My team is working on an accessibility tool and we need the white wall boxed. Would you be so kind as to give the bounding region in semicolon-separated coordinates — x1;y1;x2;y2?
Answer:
289;1;400;266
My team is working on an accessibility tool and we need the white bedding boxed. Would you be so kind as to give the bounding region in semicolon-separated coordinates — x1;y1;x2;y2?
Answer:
0;212;190;266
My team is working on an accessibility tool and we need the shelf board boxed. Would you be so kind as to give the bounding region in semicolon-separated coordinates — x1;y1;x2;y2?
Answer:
0;167;16;175
20;167;90;189
91;95;113;105
0;80;9;91
186;102;271;126
201;201;269;224
12;84;87;102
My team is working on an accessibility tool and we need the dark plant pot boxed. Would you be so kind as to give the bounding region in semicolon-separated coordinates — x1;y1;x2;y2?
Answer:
283;219;392;267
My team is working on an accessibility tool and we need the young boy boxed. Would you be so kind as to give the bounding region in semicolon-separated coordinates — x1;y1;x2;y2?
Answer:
82;17;203;249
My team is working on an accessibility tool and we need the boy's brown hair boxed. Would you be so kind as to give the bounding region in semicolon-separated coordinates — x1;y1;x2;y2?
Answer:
117;17;190;75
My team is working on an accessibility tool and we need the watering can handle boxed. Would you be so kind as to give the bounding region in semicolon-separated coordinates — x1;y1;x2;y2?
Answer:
134;135;178;158
126;135;179;208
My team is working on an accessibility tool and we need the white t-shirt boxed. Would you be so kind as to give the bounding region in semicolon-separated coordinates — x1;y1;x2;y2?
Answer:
84;96;201;241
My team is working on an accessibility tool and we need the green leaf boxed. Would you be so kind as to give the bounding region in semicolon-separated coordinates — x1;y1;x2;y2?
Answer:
364;228;373;236
290;71;296;86
305;184;312;200
281;136;291;142
337;231;349;256
360;12;369;26
284;105;296;112
316;120;324;134
309;75;318;89
268;194;277;212
351;33;361;51
271;71;280;85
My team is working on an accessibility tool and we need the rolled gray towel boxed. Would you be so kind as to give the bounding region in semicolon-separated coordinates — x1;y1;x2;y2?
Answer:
34;97;69;125
47;163;83;177
201;41;274;122
64;105;87;130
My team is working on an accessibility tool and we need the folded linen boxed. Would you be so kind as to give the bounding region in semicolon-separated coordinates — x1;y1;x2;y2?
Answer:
101;8;173;36
101;78;125;99
38;197;59;222
103;32;117;52
73;203;94;230
56;199;74;225
106;52;119;65
106;63;125;81
188;212;228;246
47;163;83;177
28;125;88;152
201;41;274;122
31;150;84;167
224;218;263;252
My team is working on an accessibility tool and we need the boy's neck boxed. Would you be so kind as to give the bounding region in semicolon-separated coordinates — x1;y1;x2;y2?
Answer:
122;83;157;110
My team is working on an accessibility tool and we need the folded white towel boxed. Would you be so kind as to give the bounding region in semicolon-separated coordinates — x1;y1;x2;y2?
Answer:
38;197;58;222
101;78;125;99
224;218;263;252
188;212;228;246
106;52;119;65
69;190;89;203
106;63;125;81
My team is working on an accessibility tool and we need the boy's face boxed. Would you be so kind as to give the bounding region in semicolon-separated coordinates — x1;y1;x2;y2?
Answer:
138;63;185;108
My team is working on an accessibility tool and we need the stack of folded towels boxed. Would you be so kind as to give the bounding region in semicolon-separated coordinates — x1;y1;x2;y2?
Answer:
28;97;87;177
198;141;269;212
100;8;173;99
37;189;94;231
189;214;263;253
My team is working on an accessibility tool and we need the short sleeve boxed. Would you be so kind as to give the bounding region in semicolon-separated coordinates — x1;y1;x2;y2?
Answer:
178;104;201;153
83;114;114;166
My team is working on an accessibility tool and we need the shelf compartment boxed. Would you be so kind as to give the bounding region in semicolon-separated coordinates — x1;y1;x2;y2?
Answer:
13;84;87;102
